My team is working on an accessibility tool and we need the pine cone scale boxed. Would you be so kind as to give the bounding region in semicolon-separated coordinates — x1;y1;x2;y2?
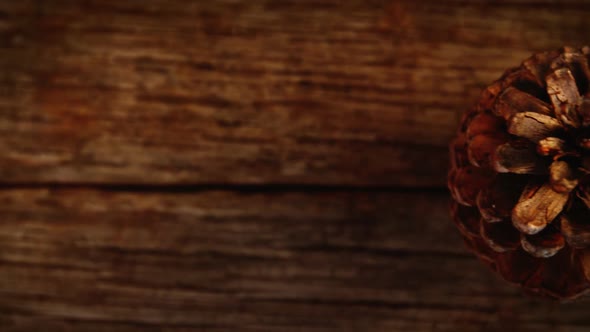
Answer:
511;182;569;235
481;220;520;253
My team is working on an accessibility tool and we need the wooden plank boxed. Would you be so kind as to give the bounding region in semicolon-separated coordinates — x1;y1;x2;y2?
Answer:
1;0;590;186
0;188;589;331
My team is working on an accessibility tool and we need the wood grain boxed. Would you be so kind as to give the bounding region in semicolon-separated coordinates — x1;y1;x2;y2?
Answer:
3;1;590;331
2;0;590;186
0;188;589;332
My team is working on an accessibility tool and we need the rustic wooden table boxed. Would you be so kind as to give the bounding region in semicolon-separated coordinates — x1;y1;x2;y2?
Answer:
2;1;590;331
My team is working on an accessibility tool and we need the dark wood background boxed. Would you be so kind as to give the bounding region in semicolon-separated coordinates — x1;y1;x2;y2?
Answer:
2;0;590;331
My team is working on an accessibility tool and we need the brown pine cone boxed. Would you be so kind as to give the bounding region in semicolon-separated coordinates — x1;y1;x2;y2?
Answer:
448;46;590;300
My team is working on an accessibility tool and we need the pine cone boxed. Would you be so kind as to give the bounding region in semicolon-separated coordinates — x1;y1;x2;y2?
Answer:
448;46;590;300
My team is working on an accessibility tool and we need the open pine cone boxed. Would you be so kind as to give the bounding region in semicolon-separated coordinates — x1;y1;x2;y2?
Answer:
448;46;590;300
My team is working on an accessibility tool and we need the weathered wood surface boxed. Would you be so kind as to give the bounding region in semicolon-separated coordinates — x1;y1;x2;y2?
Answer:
0;188;589;332
2;0;590;186
3;0;590;331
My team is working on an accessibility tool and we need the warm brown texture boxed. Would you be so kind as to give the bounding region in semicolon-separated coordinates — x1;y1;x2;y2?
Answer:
2;188;590;332
3;0;590;331
448;47;590;299
1;0;590;187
